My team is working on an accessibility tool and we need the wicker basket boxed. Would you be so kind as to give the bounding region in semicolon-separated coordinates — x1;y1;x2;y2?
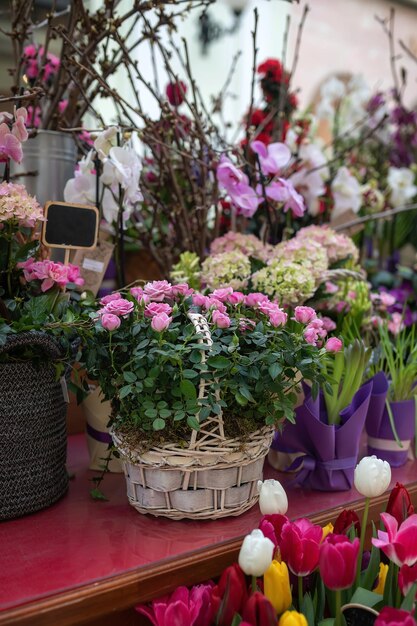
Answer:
0;332;69;520
111;313;274;520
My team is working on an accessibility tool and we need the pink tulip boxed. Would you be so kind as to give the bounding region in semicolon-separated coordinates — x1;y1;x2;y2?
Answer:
104;298;134;317
101;313;121;331
375;607;417;626
372;513;417;567
325;337;343;353
151;312;172;332
319;534;359;590
399;563;417;597
212;310;231;329
294;306;317;324
145;302;172;318
258;514;289;548
136;583;214;626
279;518;323;575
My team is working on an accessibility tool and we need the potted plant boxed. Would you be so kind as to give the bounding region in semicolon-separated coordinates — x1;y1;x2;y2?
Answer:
79;283;328;519
366;321;417;467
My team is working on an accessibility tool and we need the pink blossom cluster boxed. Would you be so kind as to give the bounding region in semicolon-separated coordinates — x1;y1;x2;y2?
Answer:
23;44;60;84
216;141;305;219
18;258;84;292
0;108;28;163
210;232;273;262
292;306;342;350
371;311;404;336
98;293;135;331
0;182;44;227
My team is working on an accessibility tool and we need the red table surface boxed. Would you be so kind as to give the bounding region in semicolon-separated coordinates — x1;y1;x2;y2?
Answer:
1;434;417;612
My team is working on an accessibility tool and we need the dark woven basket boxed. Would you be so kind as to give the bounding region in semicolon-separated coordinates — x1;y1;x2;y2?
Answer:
0;332;69;521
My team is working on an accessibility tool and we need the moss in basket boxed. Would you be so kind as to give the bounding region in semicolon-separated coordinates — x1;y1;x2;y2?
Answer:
78;282;329;451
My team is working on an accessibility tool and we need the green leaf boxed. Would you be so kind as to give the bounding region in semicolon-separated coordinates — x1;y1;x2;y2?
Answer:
153;418;166;430
235;391;248;406
268;363;282;380
159;409;171;418
180;379;197;400
401;582;417;611
145;408;158;418
207;355;230;369
238;386;255;402
123;371;137;383
199;406;211;421
350;587;382;608
119;384;132;399
187;415;200;430
182;369;198;379
90;488;108;501
361;543;380;591
301;592;315;626
174;411;186;421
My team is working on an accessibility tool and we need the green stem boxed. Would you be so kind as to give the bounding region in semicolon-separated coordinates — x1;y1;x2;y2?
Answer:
334;588;342;626
355;496;370;589
251;575;257;593
298;575;303;610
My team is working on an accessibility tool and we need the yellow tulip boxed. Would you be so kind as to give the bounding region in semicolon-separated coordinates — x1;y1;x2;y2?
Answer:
264;559;292;615
373;562;389;595
278;610;308;626
322;522;334;540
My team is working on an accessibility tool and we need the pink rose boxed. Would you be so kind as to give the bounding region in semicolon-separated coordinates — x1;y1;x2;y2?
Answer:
226;291;245;305
239;317;256;332
245;292;270;307
304;327;319;345
388;312;404;335
67;263;84;286
100;293;122;305
151;312;172;332
171;283;193;297
144;280;173;302
205;298;227;314
294;306;316;324
212;309;231;329
130;287;144;301
269;309;287;327
193;293;209;307
144;302;172;318
325;281;339;294
101;313;121;331
308;318;327;339
211;287;233;302
325;337;343;352
104;298;134;317
321;316;337;331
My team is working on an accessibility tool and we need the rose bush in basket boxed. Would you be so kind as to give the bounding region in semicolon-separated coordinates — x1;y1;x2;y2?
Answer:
81;281;330;443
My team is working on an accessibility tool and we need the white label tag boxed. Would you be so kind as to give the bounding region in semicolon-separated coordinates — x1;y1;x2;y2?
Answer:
60;377;70;403
82;258;104;273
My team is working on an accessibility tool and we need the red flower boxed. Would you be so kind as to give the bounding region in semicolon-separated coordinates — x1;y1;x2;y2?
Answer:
257;58;283;83
210;563;248;626
399;563;417;597
279;518;322;576
258;514;289;548
386;483;415;526
375;606;417;626
249;108;267;127
166;80;187;107
241;591;276;626
319;534;360;590
252;132;271;146
333;509;361;536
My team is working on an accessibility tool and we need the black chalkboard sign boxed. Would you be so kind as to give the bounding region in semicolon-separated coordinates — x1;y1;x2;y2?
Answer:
42;202;99;250
342;604;378;626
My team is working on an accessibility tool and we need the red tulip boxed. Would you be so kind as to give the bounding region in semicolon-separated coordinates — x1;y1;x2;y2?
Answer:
241;591;276;626
166;80;187;107
319;534;360;590
373;513;417;567
210;563;248;626
375;606;417;626
386;483;415;526
279;518;322;576
399;563;417;596
333;509;361;536
258;514;289;548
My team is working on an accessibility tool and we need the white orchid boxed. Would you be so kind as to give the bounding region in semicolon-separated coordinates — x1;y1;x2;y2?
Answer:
290;143;329;216
387;167;417;208
101;145;143;206
331;166;362;218
94;126;118;160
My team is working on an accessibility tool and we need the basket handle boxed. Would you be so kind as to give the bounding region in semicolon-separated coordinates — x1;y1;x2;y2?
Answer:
0;331;63;360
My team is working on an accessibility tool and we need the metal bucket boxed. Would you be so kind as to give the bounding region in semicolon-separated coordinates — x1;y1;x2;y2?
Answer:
10;130;76;207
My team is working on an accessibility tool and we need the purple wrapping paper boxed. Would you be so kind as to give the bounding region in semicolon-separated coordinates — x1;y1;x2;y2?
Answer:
271;381;372;491
365;372;415;467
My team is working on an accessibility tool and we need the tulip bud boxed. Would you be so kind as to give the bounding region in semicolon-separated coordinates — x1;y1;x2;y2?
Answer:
238;529;274;577
278;610;308;626
386;482;415;525
333;509;361;536
319;534;360;590
373;562;389;595
354;456;391;498
257;479;288;516
210;563;248;626
264;560;292;615
375;606;417;626
241;591;276;626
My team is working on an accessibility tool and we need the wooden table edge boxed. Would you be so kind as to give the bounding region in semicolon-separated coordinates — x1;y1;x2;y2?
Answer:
2;484;416;626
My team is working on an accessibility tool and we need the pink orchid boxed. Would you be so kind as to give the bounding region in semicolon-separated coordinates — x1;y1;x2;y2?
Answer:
372;513;417;567
0;122;23;163
262;178;306;217
136;583;214;626
251;140;291;175
229;182;263;218
216;155;248;191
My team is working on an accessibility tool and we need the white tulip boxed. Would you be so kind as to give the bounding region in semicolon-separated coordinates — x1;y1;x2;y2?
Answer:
354;455;391;498
238;529;274;577
257;479;288;516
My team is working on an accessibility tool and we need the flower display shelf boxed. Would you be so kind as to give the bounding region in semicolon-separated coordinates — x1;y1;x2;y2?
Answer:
1;434;417;626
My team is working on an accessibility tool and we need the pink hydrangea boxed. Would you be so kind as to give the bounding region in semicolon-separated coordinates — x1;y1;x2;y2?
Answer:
144;302;173;318
0;182;44;227
144;280;173;302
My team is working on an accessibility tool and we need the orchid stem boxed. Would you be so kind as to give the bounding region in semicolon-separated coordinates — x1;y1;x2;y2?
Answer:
298;575;303;610
355;496;370;589
334;588;342;626
251;576;257;593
